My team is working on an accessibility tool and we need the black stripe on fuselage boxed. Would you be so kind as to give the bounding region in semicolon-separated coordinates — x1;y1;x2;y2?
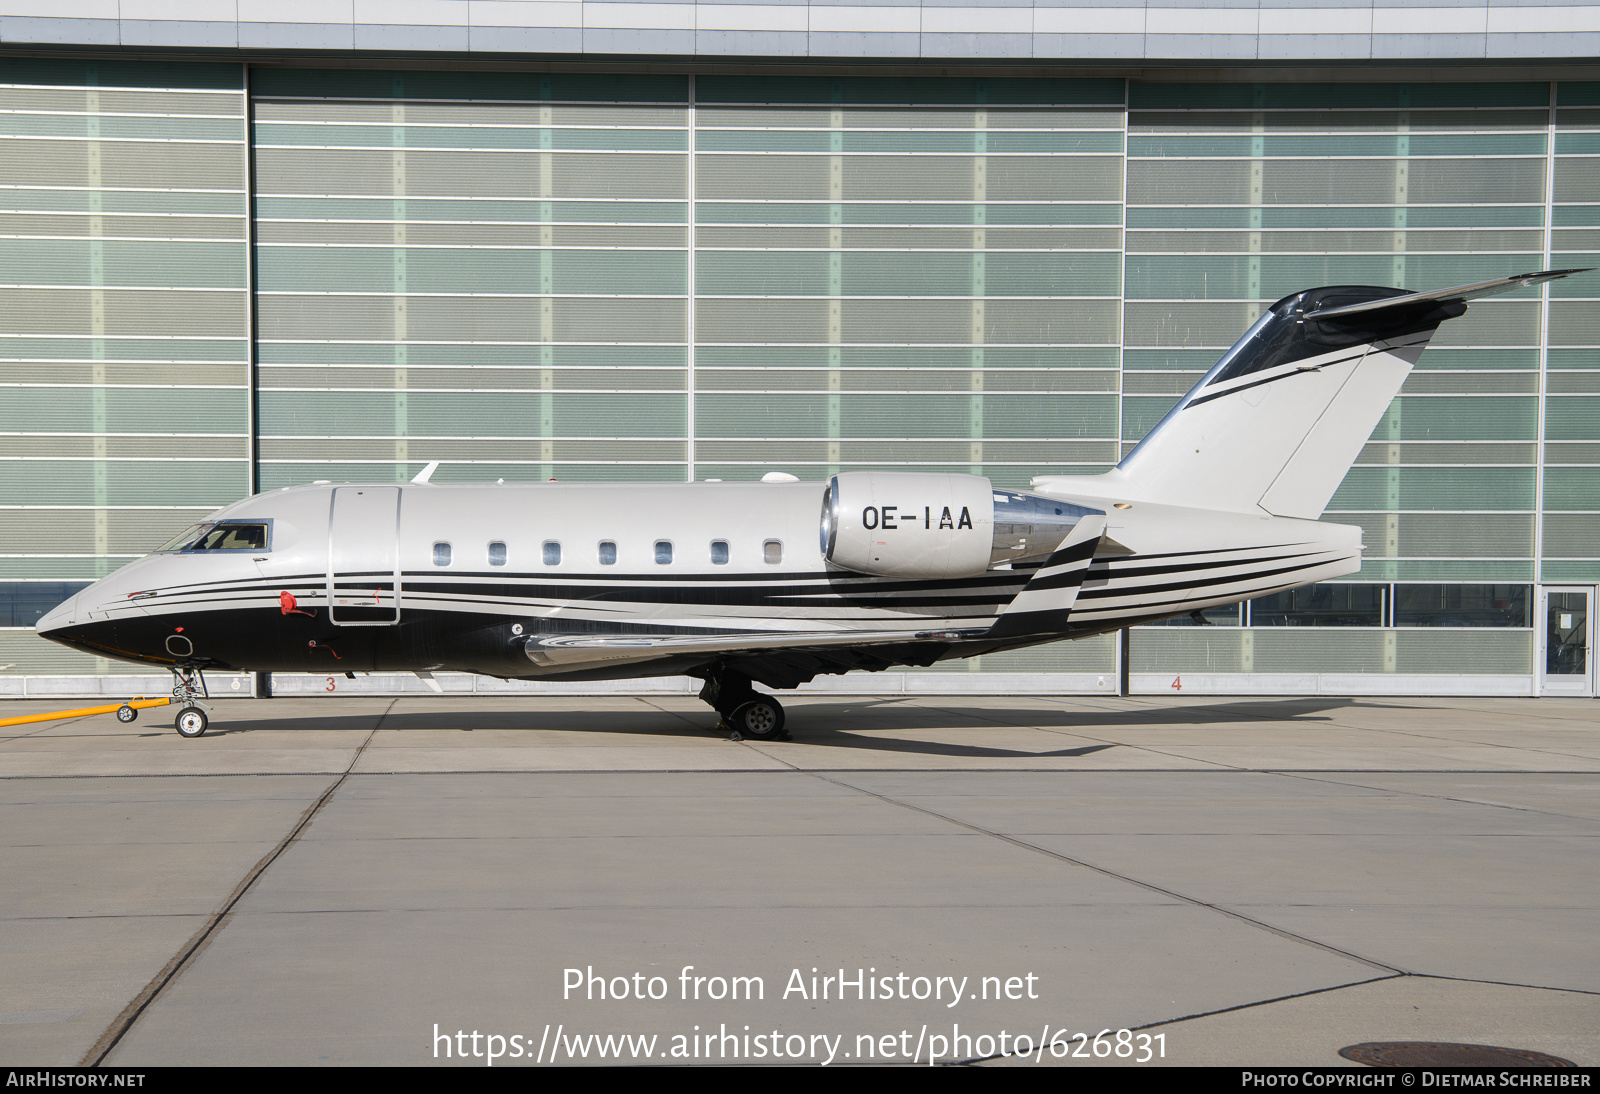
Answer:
131;542;1309;602
133;573;1029;614
115;542;1334;620
1075;555;1343;609
1083;548;1324;585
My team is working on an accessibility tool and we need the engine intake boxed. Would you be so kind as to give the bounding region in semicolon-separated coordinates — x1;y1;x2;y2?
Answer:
821;472;1098;579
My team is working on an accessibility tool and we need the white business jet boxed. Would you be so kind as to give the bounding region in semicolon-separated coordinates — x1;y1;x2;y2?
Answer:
35;270;1586;739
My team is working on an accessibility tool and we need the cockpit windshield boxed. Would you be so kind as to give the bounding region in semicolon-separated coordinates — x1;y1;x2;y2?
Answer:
156;522;270;553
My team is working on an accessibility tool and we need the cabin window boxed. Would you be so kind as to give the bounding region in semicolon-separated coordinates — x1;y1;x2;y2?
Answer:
433;542;452;566
598;541;617;566
542;541;561;566
763;539;783;565
654;540;673;565
710;540;729;565
488;541;507;566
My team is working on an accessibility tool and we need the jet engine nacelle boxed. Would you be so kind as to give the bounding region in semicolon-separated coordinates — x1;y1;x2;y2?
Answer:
821;473;1102;579
822;472;995;579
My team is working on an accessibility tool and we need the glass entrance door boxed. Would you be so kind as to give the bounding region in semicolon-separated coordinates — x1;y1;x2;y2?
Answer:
1540;587;1594;697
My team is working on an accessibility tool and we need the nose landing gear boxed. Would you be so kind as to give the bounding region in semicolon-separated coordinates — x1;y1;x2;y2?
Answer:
170;666;212;739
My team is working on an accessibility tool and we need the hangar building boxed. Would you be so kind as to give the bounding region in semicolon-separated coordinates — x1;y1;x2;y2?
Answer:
0;1;1595;697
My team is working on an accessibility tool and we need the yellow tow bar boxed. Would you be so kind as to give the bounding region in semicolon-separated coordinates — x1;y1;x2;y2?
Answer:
0;696;172;729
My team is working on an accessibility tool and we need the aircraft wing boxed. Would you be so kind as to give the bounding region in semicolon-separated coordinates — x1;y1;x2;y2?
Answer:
985;512;1108;640
1305;268;1589;323
522;625;990;669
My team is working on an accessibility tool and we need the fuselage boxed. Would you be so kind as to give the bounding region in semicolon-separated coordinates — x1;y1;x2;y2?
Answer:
35;477;1361;687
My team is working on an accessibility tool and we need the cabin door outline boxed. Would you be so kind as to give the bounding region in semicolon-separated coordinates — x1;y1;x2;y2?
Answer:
327;486;403;625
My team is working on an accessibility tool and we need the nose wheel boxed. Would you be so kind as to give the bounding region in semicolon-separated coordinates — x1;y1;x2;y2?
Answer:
175;706;209;738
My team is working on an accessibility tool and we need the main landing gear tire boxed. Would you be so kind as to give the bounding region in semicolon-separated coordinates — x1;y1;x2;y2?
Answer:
116;704;137;724
729;697;786;742
175;706;209;739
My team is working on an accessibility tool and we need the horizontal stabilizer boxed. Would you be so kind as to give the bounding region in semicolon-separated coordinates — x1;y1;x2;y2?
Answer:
1306;268;1591;323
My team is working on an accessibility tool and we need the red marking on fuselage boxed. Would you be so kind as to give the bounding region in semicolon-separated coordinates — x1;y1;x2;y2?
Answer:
307;639;342;661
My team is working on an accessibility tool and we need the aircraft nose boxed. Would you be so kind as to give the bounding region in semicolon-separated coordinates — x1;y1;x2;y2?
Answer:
34;592;80;635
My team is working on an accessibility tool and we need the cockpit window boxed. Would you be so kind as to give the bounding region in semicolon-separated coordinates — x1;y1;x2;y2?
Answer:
157;521;270;553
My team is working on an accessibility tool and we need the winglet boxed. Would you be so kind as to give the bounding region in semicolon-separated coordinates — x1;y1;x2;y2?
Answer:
1305;268;1591;323
411;461;440;484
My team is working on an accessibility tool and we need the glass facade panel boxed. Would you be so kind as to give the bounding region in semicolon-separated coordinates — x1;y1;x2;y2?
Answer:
0;58;248;680
0;581;91;628
0;64;1593;684
1250;585;1388;627
1394;584;1532;628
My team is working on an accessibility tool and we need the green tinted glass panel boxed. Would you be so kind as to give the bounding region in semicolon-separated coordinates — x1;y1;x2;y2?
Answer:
252;69;688;103
1557;83;1600;107
255;122;686;152
258;248;685;295
1129;82;1549;111
1391;397;1537;441
0;114;242;141
1545;467;1600;510
255;197;687;223
1543;562;1600;581
0;241;245;289
1122;396;1183;440
697;252;827;295
0;58;243;89
697;76;1125;106
1546;397;1600;440
696;394;829;438
1328;467;1534;510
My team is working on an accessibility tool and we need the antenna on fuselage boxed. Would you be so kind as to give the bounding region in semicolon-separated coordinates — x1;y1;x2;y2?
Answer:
411;461;440;484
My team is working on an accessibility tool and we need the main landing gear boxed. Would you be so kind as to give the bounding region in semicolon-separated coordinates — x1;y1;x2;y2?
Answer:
697;666;789;742
170;666;211;739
